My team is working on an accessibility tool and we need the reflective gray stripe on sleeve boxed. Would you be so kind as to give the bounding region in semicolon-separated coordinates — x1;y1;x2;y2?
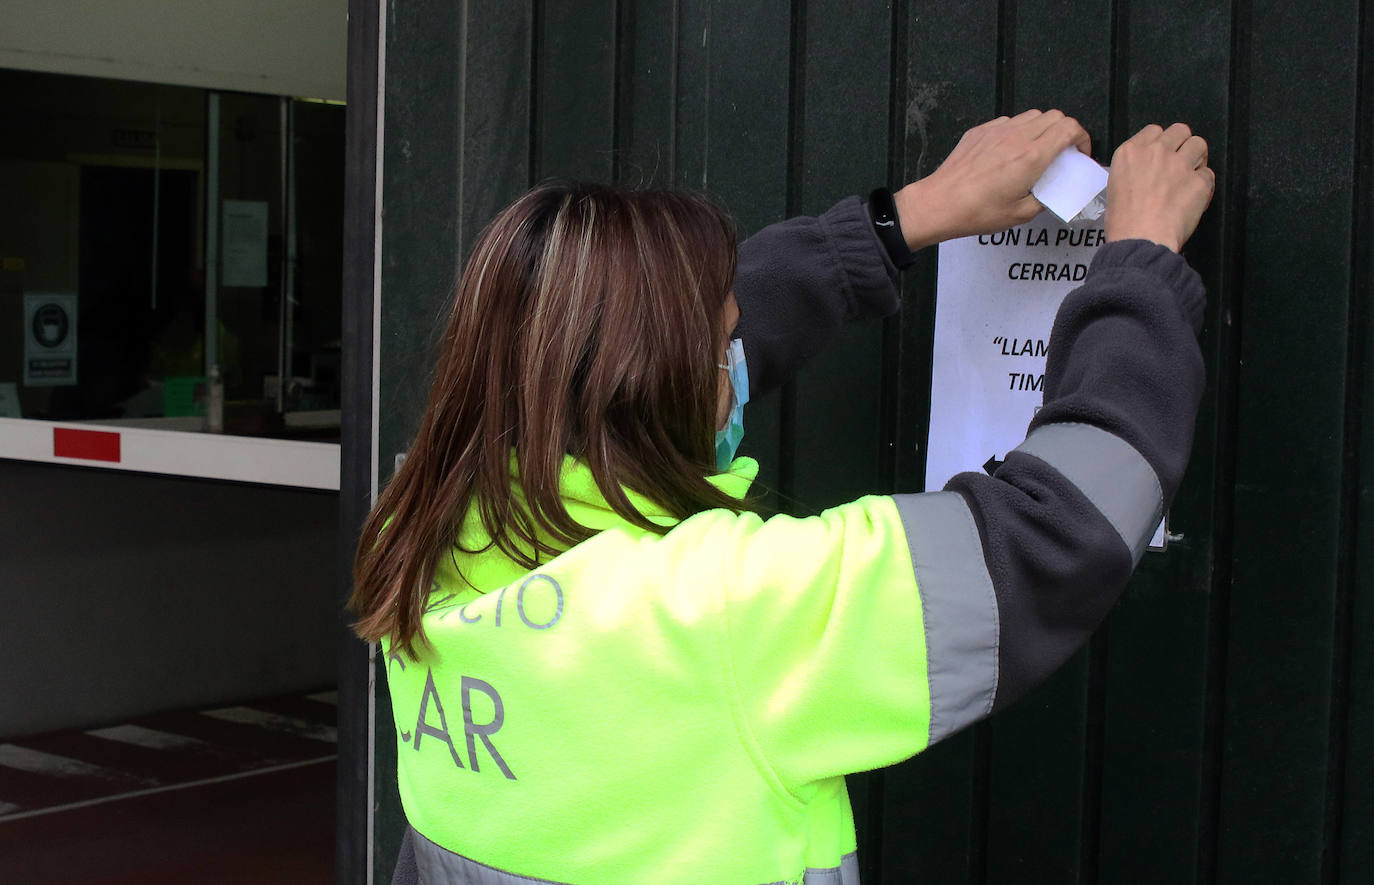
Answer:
1012;422;1164;565
800;851;860;885
890;491;1000;745
410;825;860;884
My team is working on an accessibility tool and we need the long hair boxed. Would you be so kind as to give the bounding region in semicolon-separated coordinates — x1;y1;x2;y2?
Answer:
351;182;747;657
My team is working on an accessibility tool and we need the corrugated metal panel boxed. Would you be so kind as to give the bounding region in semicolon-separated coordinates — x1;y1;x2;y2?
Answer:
349;0;1374;881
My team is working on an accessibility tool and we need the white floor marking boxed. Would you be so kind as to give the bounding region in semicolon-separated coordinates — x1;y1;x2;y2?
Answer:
201;707;337;743
0;744;145;782
0;755;335;824
85;724;205;750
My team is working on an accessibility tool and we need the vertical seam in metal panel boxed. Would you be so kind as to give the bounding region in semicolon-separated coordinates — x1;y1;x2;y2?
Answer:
610;0;621;181
777;0;806;514
785;0;805;255
367;1;388;880
342;0;382;877
1324;0;1371;879
889;3;942;501
668;0;679;183
967;7;1025;878
610;0;628;183
456;0;470;257
995;0;1016;114
700;1;711;189
1080;637;1108;884
529;0;542;185
1105;0;1129;159
878;0;907;498
1077;6;1134;880
968;722;990;885
370;5;386;506
968;7;1023;875
865;8;908;877
1198;0;1251;881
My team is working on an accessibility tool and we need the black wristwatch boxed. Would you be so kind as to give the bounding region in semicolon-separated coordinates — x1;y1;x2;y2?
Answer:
867;187;917;270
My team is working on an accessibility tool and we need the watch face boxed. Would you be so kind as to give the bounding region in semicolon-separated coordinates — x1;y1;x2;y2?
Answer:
869;188;897;225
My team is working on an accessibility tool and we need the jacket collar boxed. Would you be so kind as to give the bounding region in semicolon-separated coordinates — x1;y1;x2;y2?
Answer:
554;454;759;526
444;456;760;592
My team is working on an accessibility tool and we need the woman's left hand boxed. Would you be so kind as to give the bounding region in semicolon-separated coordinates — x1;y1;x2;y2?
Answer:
892;109;1092;250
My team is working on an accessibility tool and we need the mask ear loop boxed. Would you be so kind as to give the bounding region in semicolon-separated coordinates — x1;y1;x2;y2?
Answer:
715;361;733;433
713;339;749;471
723;339;749;407
716;338;748;415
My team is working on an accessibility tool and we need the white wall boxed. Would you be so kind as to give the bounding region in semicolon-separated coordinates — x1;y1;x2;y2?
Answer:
0;0;346;100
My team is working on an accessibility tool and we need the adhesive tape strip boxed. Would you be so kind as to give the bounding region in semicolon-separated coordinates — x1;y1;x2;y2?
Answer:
1031;148;1109;223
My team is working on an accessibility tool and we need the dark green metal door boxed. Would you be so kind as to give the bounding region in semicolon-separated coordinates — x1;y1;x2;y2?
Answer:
340;1;1374;881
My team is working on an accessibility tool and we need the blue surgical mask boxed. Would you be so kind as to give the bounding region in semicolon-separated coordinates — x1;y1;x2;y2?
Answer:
715;338;749;471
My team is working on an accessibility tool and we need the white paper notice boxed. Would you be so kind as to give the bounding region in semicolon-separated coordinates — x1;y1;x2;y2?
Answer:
1031;148;1109;223
927;211;1167;550
23;292;78;387
222;199;269;288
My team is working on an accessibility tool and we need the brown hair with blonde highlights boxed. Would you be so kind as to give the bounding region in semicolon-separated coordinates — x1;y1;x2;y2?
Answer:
350;182;747;658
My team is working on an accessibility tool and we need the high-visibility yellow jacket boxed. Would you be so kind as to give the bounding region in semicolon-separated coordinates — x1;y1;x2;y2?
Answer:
384;198;1207;884
386;456;926;883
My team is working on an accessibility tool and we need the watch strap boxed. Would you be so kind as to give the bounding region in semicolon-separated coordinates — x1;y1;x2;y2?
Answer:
867;187;917;269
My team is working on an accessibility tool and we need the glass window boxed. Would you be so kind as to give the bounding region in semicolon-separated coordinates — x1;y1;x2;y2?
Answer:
0;68;343;442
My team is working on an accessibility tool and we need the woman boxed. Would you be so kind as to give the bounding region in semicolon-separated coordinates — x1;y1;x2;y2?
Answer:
352;111;1214;884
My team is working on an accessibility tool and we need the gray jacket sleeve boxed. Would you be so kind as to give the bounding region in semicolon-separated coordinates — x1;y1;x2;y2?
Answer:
733;196;900;397
891;239;1204;740
733;202;1205;743
943;240;1206;713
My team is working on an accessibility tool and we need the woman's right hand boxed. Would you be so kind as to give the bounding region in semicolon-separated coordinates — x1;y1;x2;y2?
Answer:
1104;123;1216;252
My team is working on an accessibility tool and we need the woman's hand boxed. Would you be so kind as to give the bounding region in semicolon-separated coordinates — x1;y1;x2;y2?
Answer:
1104;123;1215;252
892;109;1092;250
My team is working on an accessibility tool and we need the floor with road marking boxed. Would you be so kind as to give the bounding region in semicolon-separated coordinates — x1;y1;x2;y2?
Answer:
0;689;336;883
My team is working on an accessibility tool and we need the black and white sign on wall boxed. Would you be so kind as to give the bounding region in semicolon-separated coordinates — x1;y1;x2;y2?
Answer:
23;292;78;387
926;212;1168;551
